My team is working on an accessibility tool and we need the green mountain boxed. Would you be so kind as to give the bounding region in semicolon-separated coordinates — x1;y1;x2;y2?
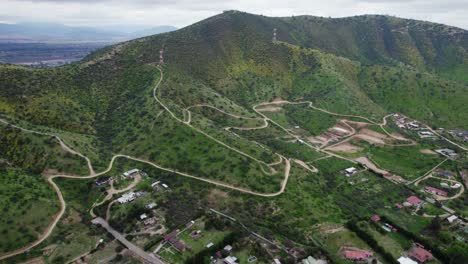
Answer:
1;11;468;263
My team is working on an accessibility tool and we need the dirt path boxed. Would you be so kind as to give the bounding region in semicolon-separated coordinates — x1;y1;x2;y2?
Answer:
293;159;318;173
187;104;269;130
153;67;281;175
0;119;95;175
0;83;295;261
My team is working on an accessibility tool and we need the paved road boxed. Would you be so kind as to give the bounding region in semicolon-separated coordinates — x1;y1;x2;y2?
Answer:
92;217;164;264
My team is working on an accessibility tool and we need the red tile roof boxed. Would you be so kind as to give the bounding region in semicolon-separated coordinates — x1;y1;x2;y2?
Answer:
407;196;423;206
425;186;448;196
409;247;433;263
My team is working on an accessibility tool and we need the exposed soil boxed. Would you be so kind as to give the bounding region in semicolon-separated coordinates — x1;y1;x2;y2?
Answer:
327;142;363;153
420;149;437;155
256;105;283;112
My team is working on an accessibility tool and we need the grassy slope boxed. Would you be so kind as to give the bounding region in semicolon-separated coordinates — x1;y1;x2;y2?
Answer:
0;168;59;253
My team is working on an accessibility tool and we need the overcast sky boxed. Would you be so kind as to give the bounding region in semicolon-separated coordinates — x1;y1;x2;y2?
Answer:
1;0;467;30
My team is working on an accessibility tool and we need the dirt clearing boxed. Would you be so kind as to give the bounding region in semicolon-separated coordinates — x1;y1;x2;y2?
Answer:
421;149;437;155
327;142;363;153
257;105;283;112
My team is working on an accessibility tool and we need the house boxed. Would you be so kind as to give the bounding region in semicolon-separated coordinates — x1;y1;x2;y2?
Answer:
146;202;157;209
395;203;404;209
407;122;420;130
162;183;169;189
425;186;448;197
224;256;238;264
370;215;381;222
95;176;111;186
406;196;423;207
273;259;281;264
408;247;433;263
164;230;185;251
419;131;433;136
397;256;417;264
151;181;161;187
344;167;357;176
435;149;457;158
117;192;136;204
123;169;139;177
447;215;458;223
140;214;148;220
206;242;214;248
224;245;233;252
343;250;373;261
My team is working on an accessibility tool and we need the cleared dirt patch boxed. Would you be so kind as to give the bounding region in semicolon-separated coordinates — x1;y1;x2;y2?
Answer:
421;149;437;155
257;105;283;112
327;142;363;153
360;128;387;139
355;157;388;175
356;134;385;144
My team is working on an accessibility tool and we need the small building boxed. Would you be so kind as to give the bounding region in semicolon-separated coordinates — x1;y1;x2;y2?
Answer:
206;242;214;248
224;256;238;264
343;167;357;177
395;203;404;209
140;213;148;220
248;256;258;263
224;245;233;252
146;202;157;209
95;176;111;186
162;183;169;189
406;196;423;207
447;215;458;223
117;192;136;204
297;139;305;144
370;215;381;222
435;149;457;158
407;122;420;130
151;181;161;187
123;169;139;177
273;259;281;264
425;186;448;197
419;131;433;136
408;247;433;263
164;230;185;251
398;256;417;264
343;250;373;261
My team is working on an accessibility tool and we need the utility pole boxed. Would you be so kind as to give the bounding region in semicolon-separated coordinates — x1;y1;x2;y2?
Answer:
159;48;164;65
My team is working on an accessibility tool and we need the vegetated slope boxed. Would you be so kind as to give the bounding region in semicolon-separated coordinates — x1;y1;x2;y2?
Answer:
0;10;467;163
278;14;468;82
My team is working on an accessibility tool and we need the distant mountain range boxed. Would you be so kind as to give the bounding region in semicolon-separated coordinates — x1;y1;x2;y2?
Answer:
0;22;177;42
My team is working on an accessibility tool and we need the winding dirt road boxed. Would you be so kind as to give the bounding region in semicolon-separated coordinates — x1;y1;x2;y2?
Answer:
0;67;292;261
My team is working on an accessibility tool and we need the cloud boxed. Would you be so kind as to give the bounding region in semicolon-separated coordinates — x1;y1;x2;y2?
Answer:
1;0;467;29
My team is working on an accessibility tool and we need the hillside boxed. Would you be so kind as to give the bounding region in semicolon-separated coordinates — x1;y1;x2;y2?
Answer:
1;10;468;263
